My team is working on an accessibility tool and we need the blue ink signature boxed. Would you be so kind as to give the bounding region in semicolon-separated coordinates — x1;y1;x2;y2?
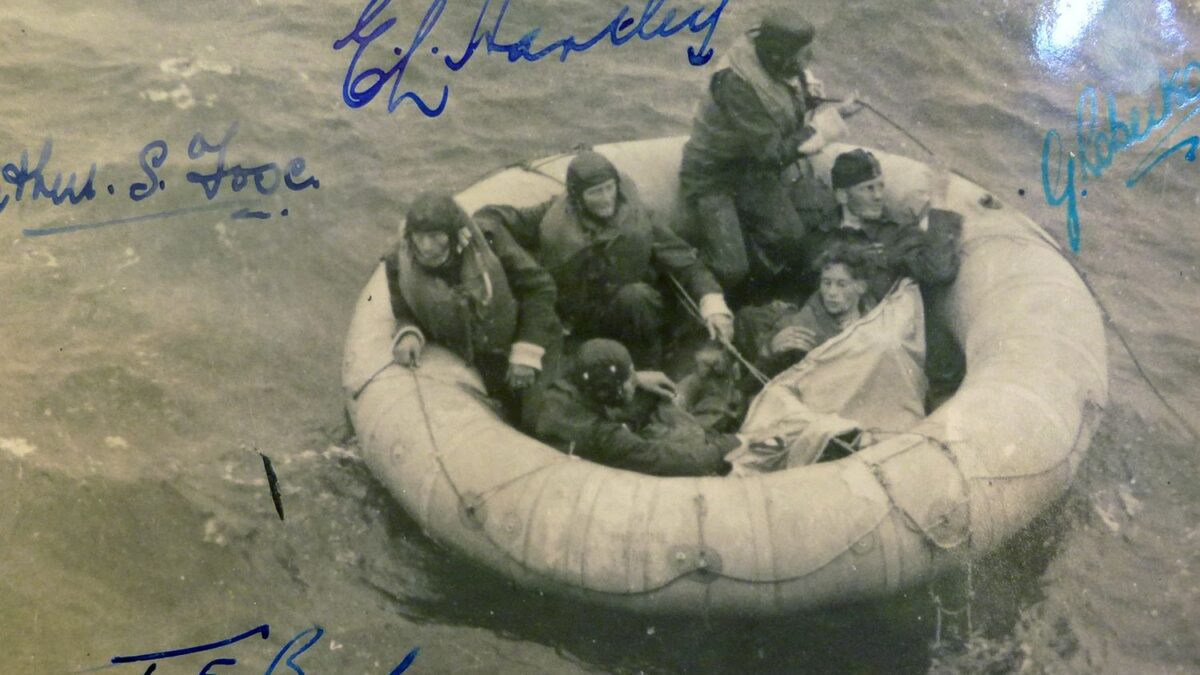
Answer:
0;140;97;214
332;0;728;118
12;123;320;237
1041;60;1200;252
110;623;418;674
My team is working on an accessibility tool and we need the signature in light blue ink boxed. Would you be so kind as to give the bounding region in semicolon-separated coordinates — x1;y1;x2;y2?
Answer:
332;0;728;118
110;623;419;674
1041;60;1200;252
14;123;320;237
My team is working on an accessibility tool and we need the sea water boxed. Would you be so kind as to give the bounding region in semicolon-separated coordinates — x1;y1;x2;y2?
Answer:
1;0;1198;672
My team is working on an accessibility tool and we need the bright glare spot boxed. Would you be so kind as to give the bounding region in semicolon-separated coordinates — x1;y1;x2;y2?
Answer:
1156;0;1186;47
1034;0;1108;68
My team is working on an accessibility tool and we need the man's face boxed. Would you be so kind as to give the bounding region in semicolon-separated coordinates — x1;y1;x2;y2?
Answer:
410;230;452;268
580;179;619;220
819;263;867;317
839;176;886;220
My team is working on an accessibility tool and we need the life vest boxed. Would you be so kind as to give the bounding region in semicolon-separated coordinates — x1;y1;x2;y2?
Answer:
535;186;660;326
387;224;518;364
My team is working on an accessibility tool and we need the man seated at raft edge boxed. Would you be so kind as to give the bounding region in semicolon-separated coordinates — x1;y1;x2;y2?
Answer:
803;148;961;303
535;338;793;477
738;241;877;378
678;7;862;294
474;150;734;369
386;191;562;430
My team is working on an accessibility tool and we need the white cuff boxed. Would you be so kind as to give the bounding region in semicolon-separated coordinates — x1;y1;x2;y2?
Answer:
392;325;425;349
811;104;850;144
698;293;732;320
508;341;545;370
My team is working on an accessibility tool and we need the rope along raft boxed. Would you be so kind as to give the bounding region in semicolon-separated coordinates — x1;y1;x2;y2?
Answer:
342;137;1108;616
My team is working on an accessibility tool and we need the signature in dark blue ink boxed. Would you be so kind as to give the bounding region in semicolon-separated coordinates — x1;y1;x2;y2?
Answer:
110;623;419;674
183;122;320;201
13;123;320;237
1041;60;1200;252
0;140;97;215
332;0;728;118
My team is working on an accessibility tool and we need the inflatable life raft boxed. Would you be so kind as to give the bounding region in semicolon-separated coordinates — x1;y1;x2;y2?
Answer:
342;138;1108;616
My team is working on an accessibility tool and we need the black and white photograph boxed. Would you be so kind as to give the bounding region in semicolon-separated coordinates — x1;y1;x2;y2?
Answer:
2;0;1198;672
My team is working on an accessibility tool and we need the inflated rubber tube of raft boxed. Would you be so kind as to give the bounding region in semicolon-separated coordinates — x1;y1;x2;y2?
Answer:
342;138;1108;616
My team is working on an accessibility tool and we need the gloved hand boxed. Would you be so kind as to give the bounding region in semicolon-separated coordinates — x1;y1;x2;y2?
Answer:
705;312;735;344
393;333;423;368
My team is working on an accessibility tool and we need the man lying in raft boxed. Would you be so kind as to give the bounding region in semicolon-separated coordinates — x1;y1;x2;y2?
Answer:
737;241;877;379
385;191;562;430
535;338;791;477
679;8;861;293
475;151;734;368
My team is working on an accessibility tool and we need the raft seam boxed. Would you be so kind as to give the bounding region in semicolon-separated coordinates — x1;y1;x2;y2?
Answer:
622;476;646;593
579;470;616;587
641;477;663;593
518;462;558;573
560;465;599;583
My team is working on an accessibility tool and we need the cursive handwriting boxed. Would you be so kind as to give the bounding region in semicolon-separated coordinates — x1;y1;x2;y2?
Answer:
0;140;97;215
110;623;419;674
1041;61;1200;252
333;0;728;118
14;123;320;237
184;122;320;200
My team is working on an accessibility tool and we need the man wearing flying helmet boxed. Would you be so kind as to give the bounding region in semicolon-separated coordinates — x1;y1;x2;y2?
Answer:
680;8;862;292
385;190;561;429
532;338;741;476
476;150;734;368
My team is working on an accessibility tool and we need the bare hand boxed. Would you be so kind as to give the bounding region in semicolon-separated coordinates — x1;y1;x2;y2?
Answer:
769;326;819;355
635;370;677;400
705;313;735;344
838;91;864;118
805;70;827;99
796;129;826;156
506;363;538;390
393;333;423;368
456;226;473;251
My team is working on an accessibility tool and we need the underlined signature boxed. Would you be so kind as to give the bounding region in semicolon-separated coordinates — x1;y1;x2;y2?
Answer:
7;122;319;237
332;0;729;118
1041;60;1200;252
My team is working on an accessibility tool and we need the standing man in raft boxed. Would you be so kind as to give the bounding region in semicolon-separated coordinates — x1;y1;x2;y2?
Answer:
679;8;861;293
